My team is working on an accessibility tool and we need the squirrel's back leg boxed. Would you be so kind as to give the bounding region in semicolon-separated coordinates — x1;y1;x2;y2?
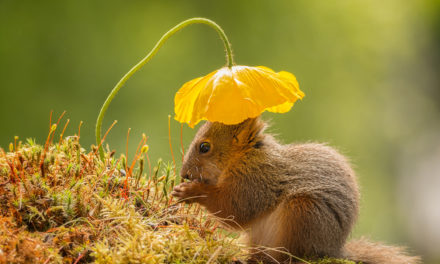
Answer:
248;196;347;263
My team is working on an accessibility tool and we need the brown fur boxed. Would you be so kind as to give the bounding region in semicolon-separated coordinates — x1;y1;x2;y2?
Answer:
344;238;421;264
172;117;420;263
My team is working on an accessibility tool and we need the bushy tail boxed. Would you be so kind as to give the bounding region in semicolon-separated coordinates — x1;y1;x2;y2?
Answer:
343;237;421;264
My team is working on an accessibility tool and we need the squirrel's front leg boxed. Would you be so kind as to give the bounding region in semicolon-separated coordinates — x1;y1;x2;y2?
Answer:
172;181;240;227
172;181;209;204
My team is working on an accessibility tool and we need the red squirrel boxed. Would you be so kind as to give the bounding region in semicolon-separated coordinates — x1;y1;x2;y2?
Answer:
172;117;420;263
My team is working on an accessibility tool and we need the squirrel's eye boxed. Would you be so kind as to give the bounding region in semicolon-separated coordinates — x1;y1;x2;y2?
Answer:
199;142;211;154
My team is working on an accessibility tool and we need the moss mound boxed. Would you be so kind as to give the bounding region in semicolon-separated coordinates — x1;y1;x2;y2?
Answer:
0;132;356;264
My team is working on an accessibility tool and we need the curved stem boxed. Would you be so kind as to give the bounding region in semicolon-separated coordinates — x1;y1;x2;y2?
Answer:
96;17;234;160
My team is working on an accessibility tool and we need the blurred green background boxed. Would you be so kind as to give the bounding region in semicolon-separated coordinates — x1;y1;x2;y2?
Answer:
1;0;439;262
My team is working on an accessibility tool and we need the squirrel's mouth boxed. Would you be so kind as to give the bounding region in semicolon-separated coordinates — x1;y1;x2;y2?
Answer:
181;173;190;181
181;172;201;183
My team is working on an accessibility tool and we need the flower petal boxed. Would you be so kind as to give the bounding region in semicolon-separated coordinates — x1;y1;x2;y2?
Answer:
174;70;217;126
174;65;304;127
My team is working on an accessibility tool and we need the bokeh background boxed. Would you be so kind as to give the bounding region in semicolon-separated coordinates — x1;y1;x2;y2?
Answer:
1;1;439;262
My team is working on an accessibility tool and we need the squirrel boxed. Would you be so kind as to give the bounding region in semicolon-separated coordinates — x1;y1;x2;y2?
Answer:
171;117;420;264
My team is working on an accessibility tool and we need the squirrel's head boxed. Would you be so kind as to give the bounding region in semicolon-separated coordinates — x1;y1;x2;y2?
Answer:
180;117;266;185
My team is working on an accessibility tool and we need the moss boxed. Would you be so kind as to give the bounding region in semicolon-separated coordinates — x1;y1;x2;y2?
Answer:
0;135;248;263
312;257;359;264
0;133;357;263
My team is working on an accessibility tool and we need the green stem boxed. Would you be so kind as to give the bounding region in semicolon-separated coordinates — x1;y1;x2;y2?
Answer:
95;17;234;160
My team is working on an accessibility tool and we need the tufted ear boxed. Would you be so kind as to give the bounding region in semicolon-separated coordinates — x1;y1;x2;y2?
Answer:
233;117;266;148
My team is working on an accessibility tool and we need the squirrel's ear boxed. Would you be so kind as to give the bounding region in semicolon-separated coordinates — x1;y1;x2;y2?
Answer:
233;117;266;147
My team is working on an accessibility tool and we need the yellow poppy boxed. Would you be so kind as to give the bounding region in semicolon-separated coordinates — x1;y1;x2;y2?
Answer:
174;65;304;128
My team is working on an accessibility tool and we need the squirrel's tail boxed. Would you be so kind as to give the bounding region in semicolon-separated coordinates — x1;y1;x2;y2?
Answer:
342;237;421;264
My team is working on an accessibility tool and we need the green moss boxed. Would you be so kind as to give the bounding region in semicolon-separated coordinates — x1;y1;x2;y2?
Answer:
0;134;357;263
312;257;359;264
0;135;248;263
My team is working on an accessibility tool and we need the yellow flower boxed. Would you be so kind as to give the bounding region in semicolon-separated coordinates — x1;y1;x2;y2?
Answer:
174;65;304;127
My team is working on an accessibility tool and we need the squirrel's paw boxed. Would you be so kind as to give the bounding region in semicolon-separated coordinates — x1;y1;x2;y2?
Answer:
171;181;205;203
